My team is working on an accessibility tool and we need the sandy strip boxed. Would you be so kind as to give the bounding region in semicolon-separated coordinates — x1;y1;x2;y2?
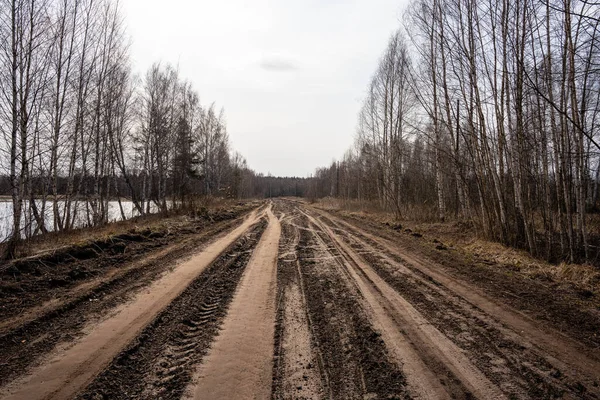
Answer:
188;205;281;400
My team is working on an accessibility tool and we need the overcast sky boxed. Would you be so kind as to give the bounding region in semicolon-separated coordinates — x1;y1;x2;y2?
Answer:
122;0;410;177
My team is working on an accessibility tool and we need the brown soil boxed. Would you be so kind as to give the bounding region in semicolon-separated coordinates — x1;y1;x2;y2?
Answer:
1;198;599;400
0;208;263;399
77;220;268;399
272;212;324;400
0;202;257;323
311;206;600;397
290;208;409;399
186;205;281;399
319;205;600;350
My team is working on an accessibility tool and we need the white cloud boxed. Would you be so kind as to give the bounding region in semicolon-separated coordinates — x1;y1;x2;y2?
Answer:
259;57;299;72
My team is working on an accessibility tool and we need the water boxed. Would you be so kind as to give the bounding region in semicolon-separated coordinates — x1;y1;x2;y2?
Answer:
0;199;164;242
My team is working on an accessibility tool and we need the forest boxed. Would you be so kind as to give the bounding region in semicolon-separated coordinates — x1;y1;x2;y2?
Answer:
0;0;286;253
311;0;600;264
1;0;600;265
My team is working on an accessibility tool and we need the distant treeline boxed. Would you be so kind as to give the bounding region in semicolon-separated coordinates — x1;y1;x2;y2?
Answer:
0;175;310;201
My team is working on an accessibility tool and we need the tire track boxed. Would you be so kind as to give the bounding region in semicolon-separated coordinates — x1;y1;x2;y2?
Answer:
0;210;264;400
301;207;506;399
78;222;267;399
0;212;250;387
292;209;409;399
321;218;576;398
149;285;229;397
186;204;281;400
272;208;327;400
318;209;600;397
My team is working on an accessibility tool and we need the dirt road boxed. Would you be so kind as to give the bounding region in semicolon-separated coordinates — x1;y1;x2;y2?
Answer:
188;206;280;399
1;199;599;399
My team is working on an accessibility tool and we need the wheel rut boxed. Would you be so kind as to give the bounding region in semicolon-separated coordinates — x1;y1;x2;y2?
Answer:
301;207;506;399
78;221;268;399
0;210;264;400
186;204;281;400
0;212;249;388
291;208;410;399
272;211;327;400
318;209;600;398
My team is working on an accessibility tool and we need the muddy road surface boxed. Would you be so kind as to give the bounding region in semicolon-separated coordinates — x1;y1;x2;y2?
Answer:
1;199;599;399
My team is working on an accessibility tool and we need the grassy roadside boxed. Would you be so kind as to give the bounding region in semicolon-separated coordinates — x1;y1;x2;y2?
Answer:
0;198;261;326
1;199;261;263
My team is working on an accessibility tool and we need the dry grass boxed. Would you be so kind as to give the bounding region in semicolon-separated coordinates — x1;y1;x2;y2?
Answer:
534;263;600;289
463;238;600;291
12;213;183;260
316;197;445;223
